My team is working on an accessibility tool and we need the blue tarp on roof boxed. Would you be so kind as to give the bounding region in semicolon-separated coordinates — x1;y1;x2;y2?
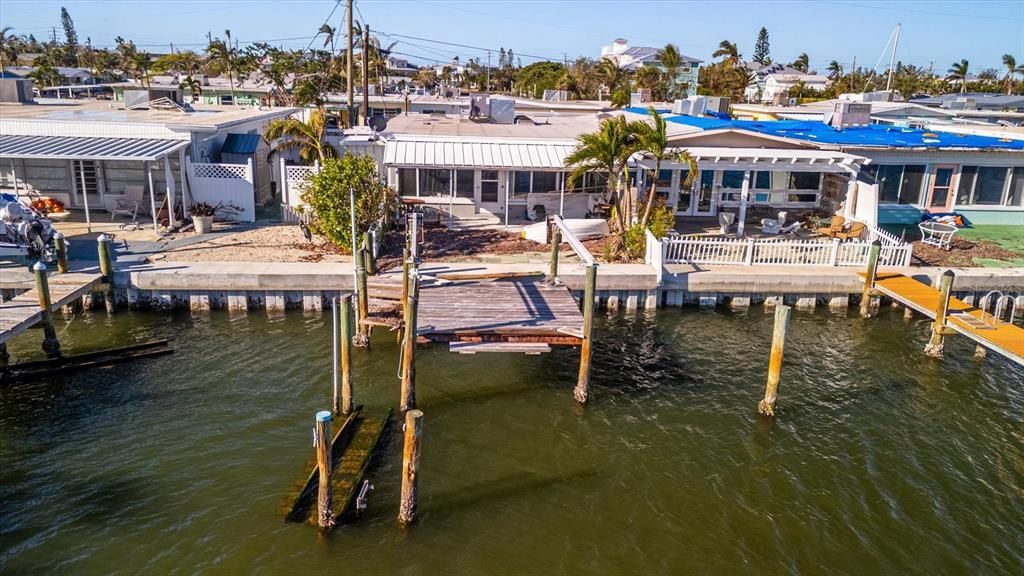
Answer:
221;133;262;155
622;107;1024;150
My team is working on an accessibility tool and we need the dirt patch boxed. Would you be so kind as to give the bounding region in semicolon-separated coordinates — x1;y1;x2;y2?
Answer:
159;224;350;263
910;237;1024;267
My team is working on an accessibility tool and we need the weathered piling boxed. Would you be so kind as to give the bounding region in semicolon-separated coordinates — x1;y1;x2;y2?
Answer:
339;294;354;415
354;247;370;347
363;231;377;276
33;261;61;358
54;234;68;274
398;409;423;526
574;264;597;404
97;233;115;313
924;270;955;359
548;217;561;283
757;304;791;416
400;268;419;412
314;410;335;529
332;298;341;414
973;345;988;360
859;240;881;318
401;247;410;316
0;343;9;368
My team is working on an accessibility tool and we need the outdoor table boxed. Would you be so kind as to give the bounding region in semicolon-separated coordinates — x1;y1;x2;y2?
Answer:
918;220;958;250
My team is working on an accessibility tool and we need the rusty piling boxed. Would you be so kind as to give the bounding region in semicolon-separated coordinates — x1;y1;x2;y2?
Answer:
924;270;955;359
757;304;791;417
574;263;597;404
398;409;423;526
314;410;335;529
400;266;419;412
859;240;881;318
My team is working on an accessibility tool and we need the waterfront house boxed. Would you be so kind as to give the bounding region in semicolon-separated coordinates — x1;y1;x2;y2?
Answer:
110;74;283;107
600;39;701;97
0;81;296;224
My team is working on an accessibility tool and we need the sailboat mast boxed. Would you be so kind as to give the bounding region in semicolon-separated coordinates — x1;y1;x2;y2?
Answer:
885;23;901;99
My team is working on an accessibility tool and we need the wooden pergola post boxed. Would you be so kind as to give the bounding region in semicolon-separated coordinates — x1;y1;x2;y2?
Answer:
574;263;597;404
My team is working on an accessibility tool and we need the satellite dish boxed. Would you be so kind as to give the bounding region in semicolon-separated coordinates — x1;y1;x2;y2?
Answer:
369;114;388;132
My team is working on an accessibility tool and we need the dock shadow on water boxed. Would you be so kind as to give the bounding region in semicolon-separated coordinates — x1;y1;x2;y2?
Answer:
1;306;1023;574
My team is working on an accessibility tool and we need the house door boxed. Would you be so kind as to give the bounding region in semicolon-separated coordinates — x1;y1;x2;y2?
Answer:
476;169;505;214
70;159;102;209
693;170;717;216
926;165;957;212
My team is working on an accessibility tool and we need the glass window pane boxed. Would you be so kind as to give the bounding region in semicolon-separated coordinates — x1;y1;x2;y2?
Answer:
532;172;557;194
956;166;977;205
788;172;821;190
586;172;608;192
455;170;474;198
420;169;451;196
398;168;417;195
1008;167;1024;207
754;171;771;189
876;165;902;204
512;171;530;198
481;169;498;180
974;167;1008;205
721;170;745;188
899;165;925;205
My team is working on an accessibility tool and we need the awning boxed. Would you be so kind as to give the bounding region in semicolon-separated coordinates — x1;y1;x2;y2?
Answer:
384;139;576;170
636;147;869;173
0;135;189;162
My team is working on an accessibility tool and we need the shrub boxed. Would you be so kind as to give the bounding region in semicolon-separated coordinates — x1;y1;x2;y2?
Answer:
622;200;675;261
300;154;396;252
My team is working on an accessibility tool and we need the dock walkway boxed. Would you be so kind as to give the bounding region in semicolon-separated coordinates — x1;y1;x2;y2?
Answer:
866;272;1024;365
0;272;103;345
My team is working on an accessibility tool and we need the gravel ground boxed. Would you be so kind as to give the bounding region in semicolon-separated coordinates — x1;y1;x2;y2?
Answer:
158;224;350;263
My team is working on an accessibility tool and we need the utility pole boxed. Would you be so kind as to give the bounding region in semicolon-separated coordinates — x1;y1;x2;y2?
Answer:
486;50;491;93
346;0;355;127
885;23;900;100
361;24;370;126
51;27;58;44
170;42;175;55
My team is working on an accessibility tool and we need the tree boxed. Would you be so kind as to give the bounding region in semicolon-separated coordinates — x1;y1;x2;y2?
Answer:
207;30;238;103
633;107;697;229
827;60;843;80
792;53;809;73
413;67;438;90
564;115;638;234
947;59;969;94
753;27;770;65
597;57;629;103
634;66;664;100
1002;54;1017;95
29;56;61;86
179;75;202;103
712;40;740;66
0;27;14;70
657;43;683;99
263;109;339;164
60;7;78;66
300;154;396;251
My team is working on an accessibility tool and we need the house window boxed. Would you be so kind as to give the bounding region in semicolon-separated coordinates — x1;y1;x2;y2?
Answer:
788;172;821;190
512;171;531;199
753;171;771;189
1007;167;1024;207
974;167;1008;205
398;168;417;195
872;165;903;204
721;170;745;189
419;169;450;196
532;172;557;194
899;165;926;205
956;166;977;205
584;172;608;193
455;170;474;198
219;95;234;105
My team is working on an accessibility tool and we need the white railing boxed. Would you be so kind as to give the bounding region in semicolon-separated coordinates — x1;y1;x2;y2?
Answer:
644;229;664;284
662;235;912;268
186;157;255;222
279;159;319;222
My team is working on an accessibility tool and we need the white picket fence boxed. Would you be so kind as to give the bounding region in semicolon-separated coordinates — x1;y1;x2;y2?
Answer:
661;235;912;268
279;160;318;223
186;157;256;222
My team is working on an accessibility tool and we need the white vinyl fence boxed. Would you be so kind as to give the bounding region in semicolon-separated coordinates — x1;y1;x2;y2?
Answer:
279;160;318;223
186;157;256;222
660;236;912;268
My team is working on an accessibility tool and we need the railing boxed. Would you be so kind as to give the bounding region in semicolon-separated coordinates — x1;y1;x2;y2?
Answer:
644;229;664;284
662;235;913;268
279;160;319;222
551;215;595;266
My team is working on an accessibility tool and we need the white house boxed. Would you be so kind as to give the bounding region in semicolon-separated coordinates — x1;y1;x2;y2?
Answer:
759;73;830;103
600;38;701;97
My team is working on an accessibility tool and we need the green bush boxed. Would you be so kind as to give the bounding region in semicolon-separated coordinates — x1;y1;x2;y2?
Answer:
622;201;675;261
300;154;395;252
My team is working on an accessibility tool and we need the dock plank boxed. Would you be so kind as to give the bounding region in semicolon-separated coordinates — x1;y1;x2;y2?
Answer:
0;272;103;345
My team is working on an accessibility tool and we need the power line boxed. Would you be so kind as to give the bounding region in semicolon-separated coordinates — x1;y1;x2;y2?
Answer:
374;30;566;63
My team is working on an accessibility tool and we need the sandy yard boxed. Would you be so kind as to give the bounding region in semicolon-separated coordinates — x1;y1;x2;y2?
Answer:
157;224;350;263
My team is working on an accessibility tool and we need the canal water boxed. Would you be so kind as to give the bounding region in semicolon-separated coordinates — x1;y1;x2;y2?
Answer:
1;306;1022;575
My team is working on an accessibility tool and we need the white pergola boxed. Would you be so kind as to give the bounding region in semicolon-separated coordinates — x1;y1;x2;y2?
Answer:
0;135;191;233
634;147;870;236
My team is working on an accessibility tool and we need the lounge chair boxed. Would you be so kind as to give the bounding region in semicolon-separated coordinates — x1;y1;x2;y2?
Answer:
111;185;145;226
815;215;845;238
835;221;866;241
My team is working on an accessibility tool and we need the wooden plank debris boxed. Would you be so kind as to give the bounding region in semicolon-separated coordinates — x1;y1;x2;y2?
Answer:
449;342;551;354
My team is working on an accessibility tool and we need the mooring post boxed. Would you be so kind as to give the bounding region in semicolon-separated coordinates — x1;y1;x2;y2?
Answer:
339;294;354;414
314;410;335;529
757;304;791;417
363;231;377;276
33;261;61;358
859;240;881;318
401;247;410;315
0;343;9;368
574;264;597;404
547;217;561;283
353;247;370;348
398;409;423;526
924;270;955;359
97;233;115;313
400;267;419;412
54;234;68;274
332;297;341;415
973;344;987;360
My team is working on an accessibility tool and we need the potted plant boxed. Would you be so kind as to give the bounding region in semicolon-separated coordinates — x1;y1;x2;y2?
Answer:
189;202;216;234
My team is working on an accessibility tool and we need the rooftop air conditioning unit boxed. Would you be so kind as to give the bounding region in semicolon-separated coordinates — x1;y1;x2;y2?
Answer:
828;101;871;129
630;89;651;107
0;79;35;104
704;96;730;115
542;89;569;102
469;93;490;119
489;97;515;124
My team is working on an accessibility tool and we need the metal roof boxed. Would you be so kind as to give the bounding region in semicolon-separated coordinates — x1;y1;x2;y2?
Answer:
0;135;189;161
636;147;868;173
221;133;262;155
383;139;576;170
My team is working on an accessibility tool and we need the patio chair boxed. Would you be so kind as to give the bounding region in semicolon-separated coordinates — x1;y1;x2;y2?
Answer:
815;215;845;238
835;221;866;241
110;185;145;225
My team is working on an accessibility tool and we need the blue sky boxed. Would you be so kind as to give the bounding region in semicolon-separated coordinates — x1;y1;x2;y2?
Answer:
2;0;1022;74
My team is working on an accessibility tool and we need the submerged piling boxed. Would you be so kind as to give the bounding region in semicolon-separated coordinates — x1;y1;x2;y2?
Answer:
859;240;881;318
924;270;955;359
757;304;791;416
574;264;597;404
398;409;423;526
314;410;335;529
33;261;61;358
400;267;419;412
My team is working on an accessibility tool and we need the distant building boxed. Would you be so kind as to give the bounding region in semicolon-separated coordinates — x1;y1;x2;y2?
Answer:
1;66;97;85
600;38;701;98
911;93;1024;113
109;74;285;107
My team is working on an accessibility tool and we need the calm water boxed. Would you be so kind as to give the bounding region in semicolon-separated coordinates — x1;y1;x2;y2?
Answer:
1;306;1023;575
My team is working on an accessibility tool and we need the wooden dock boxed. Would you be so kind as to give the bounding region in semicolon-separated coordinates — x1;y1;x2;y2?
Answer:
416;280;585;346
0;271;104;345
865;272;1024;366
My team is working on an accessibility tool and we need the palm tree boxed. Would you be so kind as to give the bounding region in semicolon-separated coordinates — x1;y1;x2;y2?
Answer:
264;109;339;164
0;26;14;71
597;58;628;102
179;75;202;103
319;24;335;54
947;59;969;94
413;68;437;90
564;116;638;233
658;43;683;99
132;51;152;87
827;60;843;80
1002;54;1017;95
712;40;740;66
206;30;237;103
633;107;698;229
792;53;809;73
